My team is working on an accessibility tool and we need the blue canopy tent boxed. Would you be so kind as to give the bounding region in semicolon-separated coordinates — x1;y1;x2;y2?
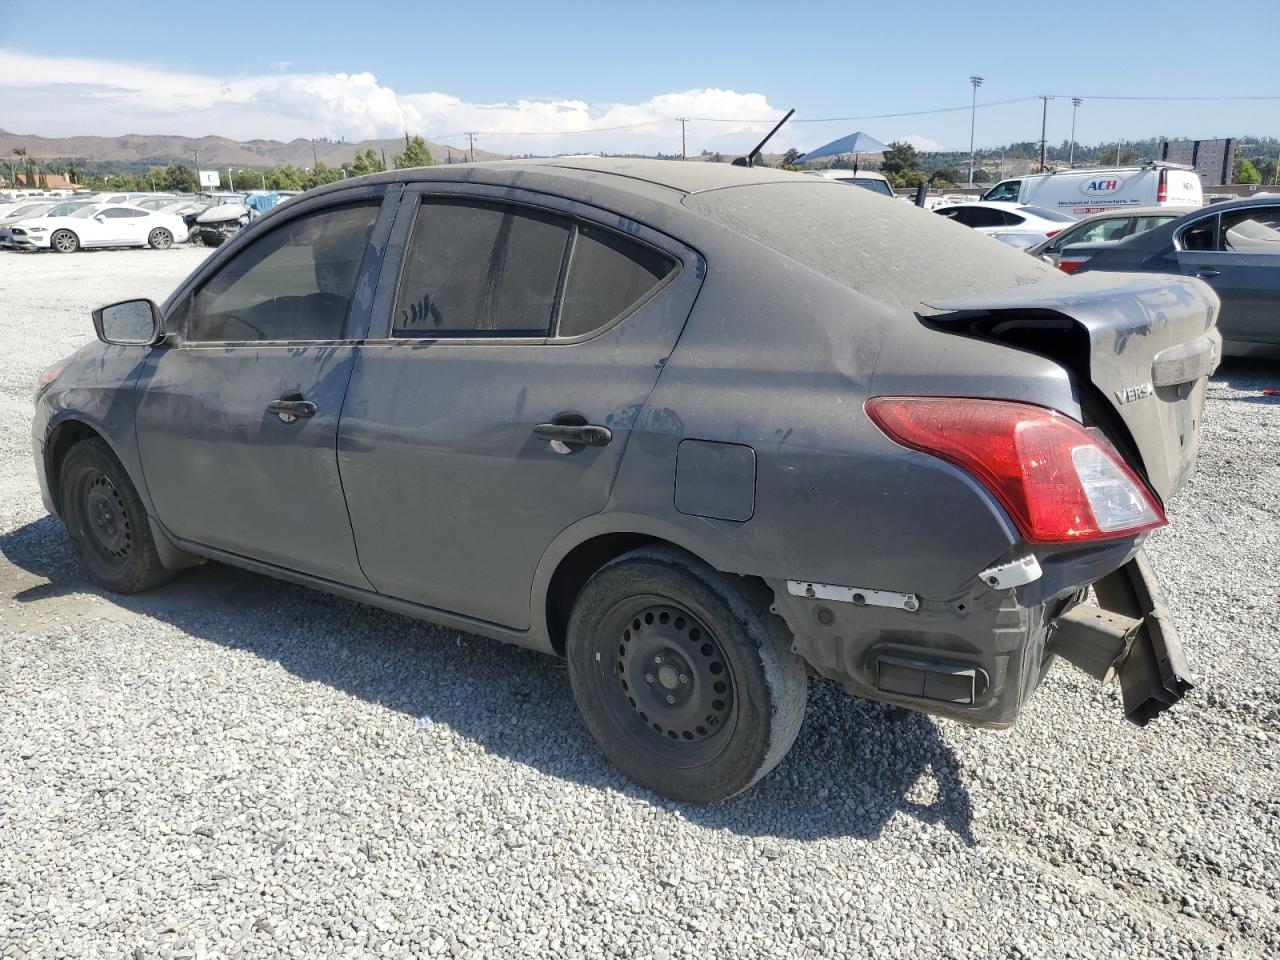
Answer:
795;131;890;172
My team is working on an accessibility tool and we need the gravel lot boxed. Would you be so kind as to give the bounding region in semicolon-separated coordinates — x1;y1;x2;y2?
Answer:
1;247;1278;960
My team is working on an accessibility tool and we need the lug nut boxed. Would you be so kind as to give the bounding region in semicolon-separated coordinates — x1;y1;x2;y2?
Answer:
654;655;663;664
679;675;688;684
666;695;676;704
644;674;655;684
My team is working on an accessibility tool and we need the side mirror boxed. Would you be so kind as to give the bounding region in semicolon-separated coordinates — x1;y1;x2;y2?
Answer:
93;214;106;223
93;299;163;346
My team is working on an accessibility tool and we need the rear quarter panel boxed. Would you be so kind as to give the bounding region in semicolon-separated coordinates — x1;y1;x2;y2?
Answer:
593;232;1080;599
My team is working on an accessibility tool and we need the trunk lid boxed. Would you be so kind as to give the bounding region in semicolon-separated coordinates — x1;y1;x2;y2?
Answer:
922;273;1221;501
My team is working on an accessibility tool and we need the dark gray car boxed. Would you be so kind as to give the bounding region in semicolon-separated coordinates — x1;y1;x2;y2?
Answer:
32;159;1219;802
1071;194;1280;357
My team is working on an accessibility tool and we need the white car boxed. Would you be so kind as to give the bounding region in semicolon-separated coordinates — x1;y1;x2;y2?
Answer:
934;201;1077;249
10;203;189;252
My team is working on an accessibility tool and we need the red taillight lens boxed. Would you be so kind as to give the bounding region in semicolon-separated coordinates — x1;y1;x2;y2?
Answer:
1044;229;1061;239
1158;169;1168;204
865;397;1166;543
1058;256;1088;274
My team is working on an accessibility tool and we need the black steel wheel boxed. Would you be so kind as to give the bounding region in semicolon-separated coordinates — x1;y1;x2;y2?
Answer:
148;228;173;250
567;546;807;803
59;438;172;594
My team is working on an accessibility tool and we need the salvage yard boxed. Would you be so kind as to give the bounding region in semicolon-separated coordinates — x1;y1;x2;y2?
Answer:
1;248;1278;959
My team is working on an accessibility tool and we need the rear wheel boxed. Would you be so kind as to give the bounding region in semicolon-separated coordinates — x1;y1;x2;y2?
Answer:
566;546;807;803
148;228;173;250
51;229;79;253
59;438;172;594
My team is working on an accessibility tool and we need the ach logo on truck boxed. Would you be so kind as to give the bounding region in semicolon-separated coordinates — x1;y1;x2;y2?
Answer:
1080;176;1127;196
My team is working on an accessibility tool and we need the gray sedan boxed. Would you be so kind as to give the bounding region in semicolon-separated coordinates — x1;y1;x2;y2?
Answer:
32;159;1217;801
1072;194;1280;357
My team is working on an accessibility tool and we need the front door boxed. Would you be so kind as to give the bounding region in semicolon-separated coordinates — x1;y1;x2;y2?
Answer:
337;186;702;629
136;192;394;585
1175;205;1280;348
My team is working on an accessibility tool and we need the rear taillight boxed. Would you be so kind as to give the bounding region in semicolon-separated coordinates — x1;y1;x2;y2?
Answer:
1158;169;1168;204
1058;256;1089;274
865;397;1166;543
1044;229;1061;239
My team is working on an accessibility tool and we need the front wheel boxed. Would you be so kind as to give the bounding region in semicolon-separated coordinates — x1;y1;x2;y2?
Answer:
566;546;808;803
59;438;173;594
148;228;173;249
51;229;79;253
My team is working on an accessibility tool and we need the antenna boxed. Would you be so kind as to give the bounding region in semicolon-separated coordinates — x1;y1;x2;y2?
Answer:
732;109;795;167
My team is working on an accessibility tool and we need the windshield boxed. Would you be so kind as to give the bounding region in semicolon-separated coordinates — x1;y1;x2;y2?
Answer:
8;204;52;217
47;202;89;216
836;178;895;199
687;182;1056;311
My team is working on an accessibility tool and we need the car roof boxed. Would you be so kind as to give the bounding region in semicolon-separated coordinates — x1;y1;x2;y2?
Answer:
1072;205;1199;221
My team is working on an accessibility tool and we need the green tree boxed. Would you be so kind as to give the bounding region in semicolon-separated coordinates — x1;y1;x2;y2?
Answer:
880;141;919;177
394;135;434;169
348;148;385;177
264;165;307;191
780;147;801;171
160;163;198;192
1234;158;1262;185
38;172;48;189
972;168;992;184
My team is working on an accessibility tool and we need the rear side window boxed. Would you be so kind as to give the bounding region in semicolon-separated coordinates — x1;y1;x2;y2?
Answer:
557;224;673;337
394;199;570;336
393;198;674;339
188;201;379;343
1220;208;1280;254
1075;218;1130;244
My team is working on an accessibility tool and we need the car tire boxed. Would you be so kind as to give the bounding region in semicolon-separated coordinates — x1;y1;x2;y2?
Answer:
59;438;172;594
566;545;807;803
51;229;79;253
148;228;173;250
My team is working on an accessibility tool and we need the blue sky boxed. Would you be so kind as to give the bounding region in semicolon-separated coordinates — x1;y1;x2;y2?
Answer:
2;0;1278;155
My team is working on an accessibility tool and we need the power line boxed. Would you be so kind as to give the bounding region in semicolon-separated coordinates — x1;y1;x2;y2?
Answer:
1047;94;1280;102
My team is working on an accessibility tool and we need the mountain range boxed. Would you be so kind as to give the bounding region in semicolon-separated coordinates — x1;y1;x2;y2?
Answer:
0;129;503;168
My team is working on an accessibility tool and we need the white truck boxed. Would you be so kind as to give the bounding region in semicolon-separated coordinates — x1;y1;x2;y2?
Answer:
982;164;1202;216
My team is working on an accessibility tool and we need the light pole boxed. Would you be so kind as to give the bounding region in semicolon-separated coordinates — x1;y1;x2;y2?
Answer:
968;75;983;186
227;167;234;191
1069;98;1082;167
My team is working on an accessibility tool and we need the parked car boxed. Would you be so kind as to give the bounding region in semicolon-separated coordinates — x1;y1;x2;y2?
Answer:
934;201;1077;248
982;164;1202;215
33;159;1215;801
1029;206;1198;272
1073;194;1280;357
810;169;896;199
10;203;188;252
0;201;59;246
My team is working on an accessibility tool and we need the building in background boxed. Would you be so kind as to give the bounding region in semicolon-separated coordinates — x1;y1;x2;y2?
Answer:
1161;138;1236;185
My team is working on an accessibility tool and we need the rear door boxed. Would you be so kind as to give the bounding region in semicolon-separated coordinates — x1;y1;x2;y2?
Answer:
337;184;703;629
1174;205;1280;349
135;187;398;585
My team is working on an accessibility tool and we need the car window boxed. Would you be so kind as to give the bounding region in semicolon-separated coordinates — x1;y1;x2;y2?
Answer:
1133;216;1175;233
1179;216;1218;252
101;208;133;218
1220;208;1280;254
393;198;571;337
1074;218;1131;244
556;224;675;338
965;207;1008;229
838;178;895;198
936;207;968;224
999;210;1026;226
984;180;1021;202
188;201;379;343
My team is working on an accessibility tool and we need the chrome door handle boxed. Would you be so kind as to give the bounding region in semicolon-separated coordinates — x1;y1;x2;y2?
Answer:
1196;268;1220;278
533;423;612;447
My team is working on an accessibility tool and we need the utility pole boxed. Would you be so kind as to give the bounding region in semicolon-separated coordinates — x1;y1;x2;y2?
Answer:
1069;97;1082;167
1038;95;1053;172
228;167;234;191
465;132;477;162
1116;141;1122;164
677;117;688;160
968;76;983;186
311;139;319;168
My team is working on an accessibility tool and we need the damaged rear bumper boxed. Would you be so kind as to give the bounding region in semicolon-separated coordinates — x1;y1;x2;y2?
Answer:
767;547;1190;729
1049;550;1193;725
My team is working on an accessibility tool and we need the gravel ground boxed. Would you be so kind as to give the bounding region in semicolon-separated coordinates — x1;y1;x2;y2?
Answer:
1;247;1278;960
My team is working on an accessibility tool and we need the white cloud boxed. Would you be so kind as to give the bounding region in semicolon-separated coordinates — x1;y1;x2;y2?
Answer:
0;49;782;155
